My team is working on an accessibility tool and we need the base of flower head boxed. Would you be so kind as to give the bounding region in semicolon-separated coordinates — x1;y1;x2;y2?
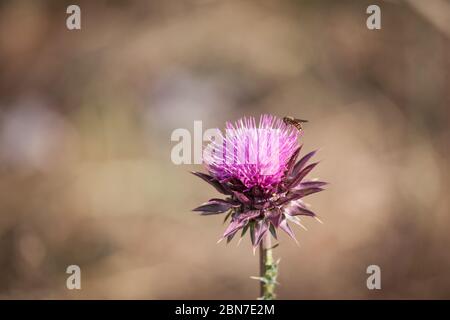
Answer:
218;204;311;248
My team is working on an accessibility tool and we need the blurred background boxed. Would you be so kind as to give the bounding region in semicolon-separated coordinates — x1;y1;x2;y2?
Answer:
0;0;449;299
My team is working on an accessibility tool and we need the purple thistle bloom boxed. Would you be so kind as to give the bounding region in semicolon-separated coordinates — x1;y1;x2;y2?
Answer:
192;114;326;248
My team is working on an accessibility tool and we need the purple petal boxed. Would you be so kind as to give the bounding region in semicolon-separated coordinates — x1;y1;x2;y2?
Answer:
223;209;260;239
297;181;328;189
191;171;229;195
210;198;241;207
286;145;302;174
220;177;246;191
232;191;251;205
238;210;261;222
291;150;317;177
288;162;319;188
276;186;323;206
284;204;316;217
192;199;234;214
266;208;283;228
291;187;324;198
279;219;297;242
226;232;237;243
223;219;246;238
275;193;303;206
254;221;269;248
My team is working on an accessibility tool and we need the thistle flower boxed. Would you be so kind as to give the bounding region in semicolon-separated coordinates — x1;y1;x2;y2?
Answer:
192;114;326;248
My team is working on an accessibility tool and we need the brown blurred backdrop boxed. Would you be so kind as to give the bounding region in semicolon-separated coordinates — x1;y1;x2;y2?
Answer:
0;0;449;299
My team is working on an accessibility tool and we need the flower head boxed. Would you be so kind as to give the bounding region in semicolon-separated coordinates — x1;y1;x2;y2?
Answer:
193;114;326;248
204;115;299;194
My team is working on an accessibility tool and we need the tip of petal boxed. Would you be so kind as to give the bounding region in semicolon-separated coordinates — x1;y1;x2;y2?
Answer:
299;222;308;231
315;216;324;224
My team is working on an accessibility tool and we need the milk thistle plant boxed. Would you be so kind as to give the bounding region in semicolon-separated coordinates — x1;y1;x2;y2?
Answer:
192;114;326;299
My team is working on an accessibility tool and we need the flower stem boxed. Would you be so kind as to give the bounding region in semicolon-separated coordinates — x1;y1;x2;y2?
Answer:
259;234;277;300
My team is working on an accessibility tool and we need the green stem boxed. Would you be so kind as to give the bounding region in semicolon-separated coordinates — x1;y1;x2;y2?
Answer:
259;234;278;300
